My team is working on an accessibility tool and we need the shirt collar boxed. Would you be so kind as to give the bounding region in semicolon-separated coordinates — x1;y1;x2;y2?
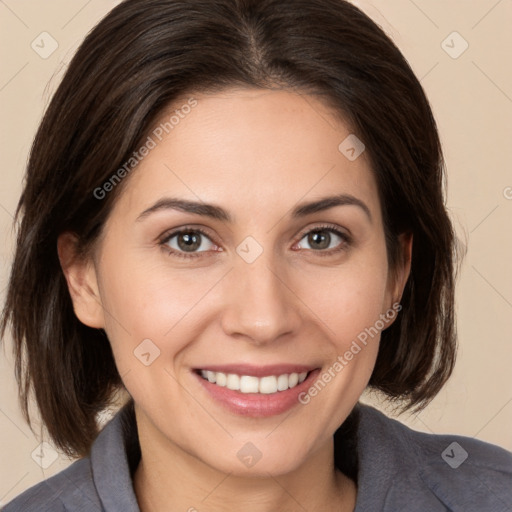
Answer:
91;401;141;512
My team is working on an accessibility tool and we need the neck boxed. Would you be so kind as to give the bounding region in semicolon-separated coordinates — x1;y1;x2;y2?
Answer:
133;412;357;512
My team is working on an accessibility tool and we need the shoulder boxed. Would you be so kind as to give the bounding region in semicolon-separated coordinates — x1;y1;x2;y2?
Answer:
3;402;139;512
2;457;102;512
356;403;512;511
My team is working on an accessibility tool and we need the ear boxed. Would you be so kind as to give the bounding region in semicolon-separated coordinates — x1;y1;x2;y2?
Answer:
385;232;413;315
57;232;105;329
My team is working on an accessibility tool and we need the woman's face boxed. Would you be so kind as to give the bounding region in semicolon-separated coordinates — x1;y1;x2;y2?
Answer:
67;88;408;476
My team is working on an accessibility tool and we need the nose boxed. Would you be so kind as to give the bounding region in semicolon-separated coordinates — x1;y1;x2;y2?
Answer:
220;253;302;346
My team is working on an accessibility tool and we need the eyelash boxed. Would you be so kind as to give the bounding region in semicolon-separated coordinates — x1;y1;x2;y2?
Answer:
158;224;352;260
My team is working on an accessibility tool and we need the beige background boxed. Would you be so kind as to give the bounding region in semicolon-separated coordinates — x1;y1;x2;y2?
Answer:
1;0;511;505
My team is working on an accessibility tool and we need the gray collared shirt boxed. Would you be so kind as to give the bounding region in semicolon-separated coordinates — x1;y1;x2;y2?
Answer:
4;402;512;511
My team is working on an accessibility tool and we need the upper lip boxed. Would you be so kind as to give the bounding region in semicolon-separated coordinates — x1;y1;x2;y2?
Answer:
194;364;317;377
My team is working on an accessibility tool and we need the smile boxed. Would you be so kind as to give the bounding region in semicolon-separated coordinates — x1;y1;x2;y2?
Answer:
199;370;309;394
193;365;321;417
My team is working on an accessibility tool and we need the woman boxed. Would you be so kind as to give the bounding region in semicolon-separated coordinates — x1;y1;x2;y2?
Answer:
1;0;511;510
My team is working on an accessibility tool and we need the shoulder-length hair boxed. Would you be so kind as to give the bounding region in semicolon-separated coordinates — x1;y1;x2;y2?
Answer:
1;0;459;457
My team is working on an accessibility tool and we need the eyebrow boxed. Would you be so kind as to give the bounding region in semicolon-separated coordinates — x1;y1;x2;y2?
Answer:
136;193;372;223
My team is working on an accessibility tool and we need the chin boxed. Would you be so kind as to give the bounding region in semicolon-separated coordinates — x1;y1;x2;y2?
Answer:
197;438;315;478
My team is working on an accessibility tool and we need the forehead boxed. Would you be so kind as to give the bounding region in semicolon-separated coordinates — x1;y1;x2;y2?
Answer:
114;88;380;223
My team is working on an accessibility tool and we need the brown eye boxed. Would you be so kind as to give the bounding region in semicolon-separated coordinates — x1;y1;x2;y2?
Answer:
162;228;216;256
307;230;332;250
177;231;202;252
296;227;350;253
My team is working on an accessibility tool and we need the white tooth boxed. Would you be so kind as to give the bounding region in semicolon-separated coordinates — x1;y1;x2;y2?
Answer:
216;372;227;387
259;376;278;394
209;371;308;393
226;373;240;391
288;373;299;388
240;375;259;393
277;374;289;391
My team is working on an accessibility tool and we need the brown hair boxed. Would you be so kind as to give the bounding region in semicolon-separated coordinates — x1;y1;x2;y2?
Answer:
1;0;459;457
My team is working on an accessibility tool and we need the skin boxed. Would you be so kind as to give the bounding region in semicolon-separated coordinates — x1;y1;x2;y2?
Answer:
59;88;411;512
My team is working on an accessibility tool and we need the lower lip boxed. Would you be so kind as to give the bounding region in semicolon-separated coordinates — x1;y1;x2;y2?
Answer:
194;369;321;417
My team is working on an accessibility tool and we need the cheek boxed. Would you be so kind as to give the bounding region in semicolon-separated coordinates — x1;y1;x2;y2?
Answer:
297;249;390;346
96;253;225;371
292;245;389;409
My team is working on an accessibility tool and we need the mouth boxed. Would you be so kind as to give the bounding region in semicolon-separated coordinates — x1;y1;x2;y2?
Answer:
192;364;320;417
196;369;309;394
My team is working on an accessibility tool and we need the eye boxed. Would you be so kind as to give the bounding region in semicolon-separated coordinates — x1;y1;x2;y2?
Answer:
295;225;351;254
160;228;218;258
159;224;350;259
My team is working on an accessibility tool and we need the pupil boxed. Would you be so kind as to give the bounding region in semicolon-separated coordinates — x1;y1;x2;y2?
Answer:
178;232;201;251
309;230;330;250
